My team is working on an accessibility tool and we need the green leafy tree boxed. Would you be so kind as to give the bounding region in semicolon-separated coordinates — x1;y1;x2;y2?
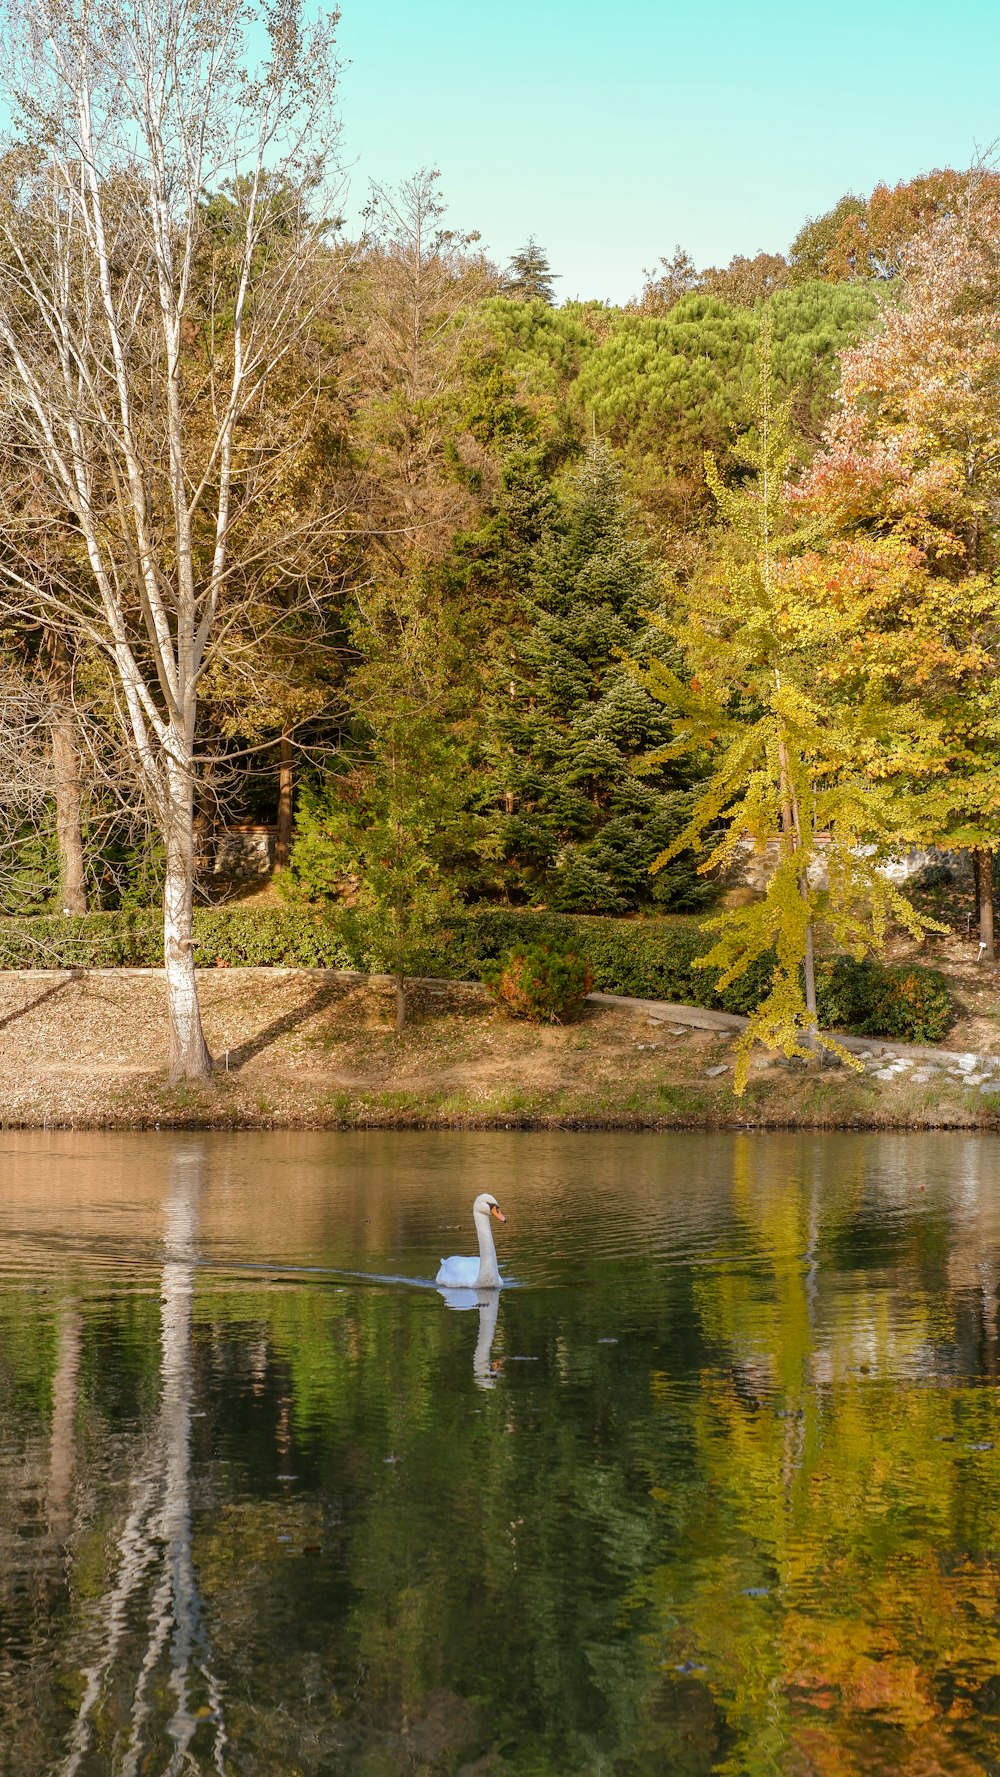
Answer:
576;284;875;531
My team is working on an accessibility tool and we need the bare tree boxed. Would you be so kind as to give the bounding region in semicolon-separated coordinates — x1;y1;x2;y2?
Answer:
0;0;343;1075
0;658;53;906
349;169;497;566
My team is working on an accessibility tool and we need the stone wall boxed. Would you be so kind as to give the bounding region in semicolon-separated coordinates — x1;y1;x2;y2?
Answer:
197;826;276;882
723;835;969;895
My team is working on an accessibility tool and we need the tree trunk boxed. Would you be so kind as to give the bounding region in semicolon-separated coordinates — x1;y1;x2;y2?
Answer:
275;735;294;870
46;633;89;914
803;914;819;1055
777;732;819;1055
163;753;212;1080
395;971;407;1031
976;847;996;962
51;714;89;914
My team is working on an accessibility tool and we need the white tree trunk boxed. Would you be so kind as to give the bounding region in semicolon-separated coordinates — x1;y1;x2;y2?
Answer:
164;753;211;1081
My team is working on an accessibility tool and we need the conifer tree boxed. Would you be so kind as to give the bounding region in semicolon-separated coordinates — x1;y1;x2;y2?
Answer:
489;447;706;912
504;238;558;304
288;573;484;1028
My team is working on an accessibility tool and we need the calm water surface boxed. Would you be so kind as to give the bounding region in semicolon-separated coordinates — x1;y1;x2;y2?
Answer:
2;1129;1000;1774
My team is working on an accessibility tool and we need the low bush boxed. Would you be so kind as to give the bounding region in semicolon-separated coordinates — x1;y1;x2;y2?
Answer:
815;954;954;1045
484;941;594;1023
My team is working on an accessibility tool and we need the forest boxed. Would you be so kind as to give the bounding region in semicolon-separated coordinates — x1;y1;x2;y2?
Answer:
1;0;999;1080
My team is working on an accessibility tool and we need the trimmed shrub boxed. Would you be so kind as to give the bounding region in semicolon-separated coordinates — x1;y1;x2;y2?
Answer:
0;908;354;971
816;955;953;1045
485;941;594;1023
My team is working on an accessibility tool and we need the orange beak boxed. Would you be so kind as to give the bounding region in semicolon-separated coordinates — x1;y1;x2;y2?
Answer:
490;1203;507;1224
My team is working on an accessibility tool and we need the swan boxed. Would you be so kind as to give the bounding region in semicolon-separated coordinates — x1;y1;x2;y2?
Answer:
435;1193;507;1289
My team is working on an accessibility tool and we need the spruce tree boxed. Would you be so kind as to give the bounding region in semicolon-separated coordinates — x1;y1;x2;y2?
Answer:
489;447;707;912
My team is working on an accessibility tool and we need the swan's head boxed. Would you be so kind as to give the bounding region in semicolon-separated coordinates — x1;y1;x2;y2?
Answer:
474;1191;507;1225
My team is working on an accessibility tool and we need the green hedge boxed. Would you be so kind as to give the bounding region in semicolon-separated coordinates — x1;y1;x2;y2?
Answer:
433;910;955;1040
0;908;353;970
430;909;774;1016
0;904;955;1044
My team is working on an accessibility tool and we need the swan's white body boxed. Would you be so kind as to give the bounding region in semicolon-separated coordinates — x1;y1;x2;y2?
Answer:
436;1192;506;1289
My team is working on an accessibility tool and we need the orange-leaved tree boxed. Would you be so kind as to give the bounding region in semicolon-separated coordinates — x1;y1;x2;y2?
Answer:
798;177;1000;956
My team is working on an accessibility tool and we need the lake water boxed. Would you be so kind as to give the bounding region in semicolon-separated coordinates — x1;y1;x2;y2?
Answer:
3;1130;1000;1775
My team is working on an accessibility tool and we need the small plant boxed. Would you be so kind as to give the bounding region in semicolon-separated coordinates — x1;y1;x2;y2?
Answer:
485;941;594;1024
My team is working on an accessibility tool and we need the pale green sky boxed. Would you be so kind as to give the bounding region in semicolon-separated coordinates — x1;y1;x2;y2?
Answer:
336;0;1000;301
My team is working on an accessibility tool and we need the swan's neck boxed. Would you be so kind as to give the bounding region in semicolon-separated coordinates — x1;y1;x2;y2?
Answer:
474;1212;500;1287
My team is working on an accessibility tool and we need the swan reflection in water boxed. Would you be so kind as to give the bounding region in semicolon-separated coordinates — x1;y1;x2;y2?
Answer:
437;1286;501;1389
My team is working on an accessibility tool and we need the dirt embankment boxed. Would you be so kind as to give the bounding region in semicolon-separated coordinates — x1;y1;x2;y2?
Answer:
2;966;999;1131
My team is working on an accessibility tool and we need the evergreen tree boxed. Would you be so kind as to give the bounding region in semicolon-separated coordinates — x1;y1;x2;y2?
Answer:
488;447;707;912
504;238;558;304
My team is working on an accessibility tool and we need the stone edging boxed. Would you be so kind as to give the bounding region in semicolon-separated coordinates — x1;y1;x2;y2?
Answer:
587;991;1000;1091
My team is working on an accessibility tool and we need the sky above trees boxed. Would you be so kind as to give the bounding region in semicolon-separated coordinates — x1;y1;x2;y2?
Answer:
339;0;1000;302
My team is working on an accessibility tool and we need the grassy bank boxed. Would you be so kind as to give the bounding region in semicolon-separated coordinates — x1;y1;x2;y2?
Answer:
2;966;999;1131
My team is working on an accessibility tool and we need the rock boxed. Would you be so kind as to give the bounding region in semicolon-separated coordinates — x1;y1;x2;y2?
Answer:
704;1064;728;1078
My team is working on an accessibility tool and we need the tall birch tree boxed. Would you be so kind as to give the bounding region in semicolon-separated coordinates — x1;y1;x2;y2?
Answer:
0;0;342;1076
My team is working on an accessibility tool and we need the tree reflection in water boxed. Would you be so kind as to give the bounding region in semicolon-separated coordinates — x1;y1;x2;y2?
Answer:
56;1148;225;1777
0;1131;999;1772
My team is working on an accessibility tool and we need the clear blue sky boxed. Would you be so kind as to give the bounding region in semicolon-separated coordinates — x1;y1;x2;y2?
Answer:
336;0;1000;303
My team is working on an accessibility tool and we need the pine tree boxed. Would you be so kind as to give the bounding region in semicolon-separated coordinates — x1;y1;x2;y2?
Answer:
489;447;707;912
504;238;558;304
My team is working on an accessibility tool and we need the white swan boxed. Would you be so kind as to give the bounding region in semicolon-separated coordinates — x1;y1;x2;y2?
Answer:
435;1193;507;1289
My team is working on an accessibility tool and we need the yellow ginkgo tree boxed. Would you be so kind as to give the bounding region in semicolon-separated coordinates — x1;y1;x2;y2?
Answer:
636;357;944;1090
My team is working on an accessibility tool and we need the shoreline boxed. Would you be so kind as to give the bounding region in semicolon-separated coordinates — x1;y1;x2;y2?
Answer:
2;966;999;1133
